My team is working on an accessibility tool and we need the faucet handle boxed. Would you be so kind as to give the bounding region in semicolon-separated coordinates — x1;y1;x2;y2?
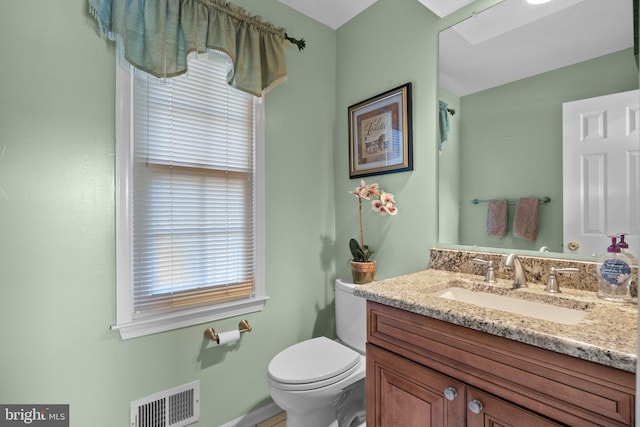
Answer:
545;267;579;293
472;258;496;283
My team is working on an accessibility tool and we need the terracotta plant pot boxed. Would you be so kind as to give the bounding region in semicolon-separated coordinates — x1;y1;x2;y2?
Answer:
350;260;376;284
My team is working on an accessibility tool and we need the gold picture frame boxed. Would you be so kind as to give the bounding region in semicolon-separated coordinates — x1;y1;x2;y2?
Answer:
348;83;413;178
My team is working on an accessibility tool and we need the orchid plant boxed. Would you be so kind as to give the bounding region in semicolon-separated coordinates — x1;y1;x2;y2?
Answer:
350;180;398;262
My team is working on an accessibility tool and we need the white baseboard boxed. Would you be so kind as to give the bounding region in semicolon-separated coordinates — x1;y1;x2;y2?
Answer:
219;402;283;427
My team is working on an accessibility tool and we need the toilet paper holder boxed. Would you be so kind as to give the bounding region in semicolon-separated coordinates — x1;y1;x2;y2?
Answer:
204;320;252;344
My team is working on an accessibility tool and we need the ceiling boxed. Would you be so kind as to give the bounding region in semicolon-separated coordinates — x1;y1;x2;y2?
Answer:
279;0;635;96
439;0;634;96
277;0;472;29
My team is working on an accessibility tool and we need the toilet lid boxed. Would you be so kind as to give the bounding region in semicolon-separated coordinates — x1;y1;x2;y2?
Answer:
268;337;361;385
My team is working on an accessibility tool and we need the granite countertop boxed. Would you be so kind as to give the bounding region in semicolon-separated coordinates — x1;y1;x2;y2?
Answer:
354;269;638;373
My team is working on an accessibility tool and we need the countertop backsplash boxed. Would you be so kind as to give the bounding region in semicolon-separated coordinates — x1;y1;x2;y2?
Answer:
429;247;638;297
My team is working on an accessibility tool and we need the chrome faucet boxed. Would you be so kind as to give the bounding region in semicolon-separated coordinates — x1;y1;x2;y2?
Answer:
503;253;528;288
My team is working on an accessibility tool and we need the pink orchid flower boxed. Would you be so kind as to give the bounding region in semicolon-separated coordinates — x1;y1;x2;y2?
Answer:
372;192;398;215
350;180;399;262
352;180;380;199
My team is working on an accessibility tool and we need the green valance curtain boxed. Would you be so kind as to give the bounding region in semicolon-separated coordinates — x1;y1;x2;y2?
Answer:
89;0;289;97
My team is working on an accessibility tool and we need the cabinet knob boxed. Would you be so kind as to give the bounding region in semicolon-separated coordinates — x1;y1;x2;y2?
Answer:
468;399;483;415
444;386;458;401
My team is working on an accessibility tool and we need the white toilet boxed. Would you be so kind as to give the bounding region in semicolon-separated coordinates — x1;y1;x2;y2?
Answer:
267;278;367;427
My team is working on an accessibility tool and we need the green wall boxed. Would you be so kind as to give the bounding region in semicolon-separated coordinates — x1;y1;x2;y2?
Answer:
333;0;439;280
0;0;556;425
437;88;462;245
333;0;501;280
0;1;337;425
455;49;638;251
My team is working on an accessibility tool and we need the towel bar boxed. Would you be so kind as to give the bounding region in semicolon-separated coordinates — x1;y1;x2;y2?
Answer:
471;197;550;205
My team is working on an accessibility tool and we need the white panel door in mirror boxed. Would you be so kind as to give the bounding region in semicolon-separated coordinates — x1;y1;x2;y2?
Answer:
563;89;640;256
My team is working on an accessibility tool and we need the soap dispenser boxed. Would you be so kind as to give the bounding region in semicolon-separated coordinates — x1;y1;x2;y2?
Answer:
596;236;633;303
617;233;637;266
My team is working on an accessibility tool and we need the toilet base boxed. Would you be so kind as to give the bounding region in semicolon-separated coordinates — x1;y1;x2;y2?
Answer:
284;408;338;427
284;414;365;427
275;378;366;427
284;412;365;427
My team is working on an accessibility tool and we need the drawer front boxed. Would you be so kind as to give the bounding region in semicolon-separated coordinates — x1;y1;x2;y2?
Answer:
466;387;563;427
367;301;635;426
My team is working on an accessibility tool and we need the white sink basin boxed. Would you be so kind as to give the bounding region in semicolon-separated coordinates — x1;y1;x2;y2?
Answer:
435;287;588;325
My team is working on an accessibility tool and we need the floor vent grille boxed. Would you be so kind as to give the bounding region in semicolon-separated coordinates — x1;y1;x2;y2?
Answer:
131;380;200;427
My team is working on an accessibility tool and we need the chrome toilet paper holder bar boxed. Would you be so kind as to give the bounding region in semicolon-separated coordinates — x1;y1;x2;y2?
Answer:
204;319;252;344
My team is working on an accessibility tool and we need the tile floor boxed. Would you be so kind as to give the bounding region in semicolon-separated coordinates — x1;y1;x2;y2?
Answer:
255;411;286;427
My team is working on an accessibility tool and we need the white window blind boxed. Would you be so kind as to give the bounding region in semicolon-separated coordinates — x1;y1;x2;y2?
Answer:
132;53;256;314
113;50;266;340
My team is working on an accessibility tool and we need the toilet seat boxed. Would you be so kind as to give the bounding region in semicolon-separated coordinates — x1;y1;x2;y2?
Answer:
268;337;362;391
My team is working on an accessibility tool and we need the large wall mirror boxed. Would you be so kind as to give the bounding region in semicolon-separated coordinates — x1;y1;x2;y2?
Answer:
437;0;638;260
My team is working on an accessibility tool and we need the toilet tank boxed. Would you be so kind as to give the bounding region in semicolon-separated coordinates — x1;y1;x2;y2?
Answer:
335;278;367;354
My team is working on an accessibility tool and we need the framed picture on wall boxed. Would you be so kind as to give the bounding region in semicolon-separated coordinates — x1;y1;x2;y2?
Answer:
348;82;413;178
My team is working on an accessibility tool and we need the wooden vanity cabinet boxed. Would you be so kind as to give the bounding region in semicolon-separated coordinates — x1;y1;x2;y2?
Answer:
366;301;636;426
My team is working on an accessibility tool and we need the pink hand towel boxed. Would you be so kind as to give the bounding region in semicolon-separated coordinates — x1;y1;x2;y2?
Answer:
513;198;539;241
486;199;507;238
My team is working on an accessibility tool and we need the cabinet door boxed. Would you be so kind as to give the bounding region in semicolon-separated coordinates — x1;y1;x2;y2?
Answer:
466;387;564;427
367;344;465;427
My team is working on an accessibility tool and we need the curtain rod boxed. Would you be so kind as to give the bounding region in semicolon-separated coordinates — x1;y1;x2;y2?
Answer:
471;197;551;205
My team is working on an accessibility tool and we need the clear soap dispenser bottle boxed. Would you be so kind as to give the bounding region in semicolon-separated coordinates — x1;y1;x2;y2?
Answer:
596;236;633;303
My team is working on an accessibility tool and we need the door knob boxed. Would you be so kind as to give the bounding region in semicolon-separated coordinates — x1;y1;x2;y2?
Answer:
567;241;579;251
468;399;483;414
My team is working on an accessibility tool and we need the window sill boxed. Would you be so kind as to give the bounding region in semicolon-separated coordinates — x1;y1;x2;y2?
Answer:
112;296;269;340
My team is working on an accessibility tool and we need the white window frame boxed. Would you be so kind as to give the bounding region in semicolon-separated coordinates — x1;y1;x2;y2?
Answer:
112;55;267;340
